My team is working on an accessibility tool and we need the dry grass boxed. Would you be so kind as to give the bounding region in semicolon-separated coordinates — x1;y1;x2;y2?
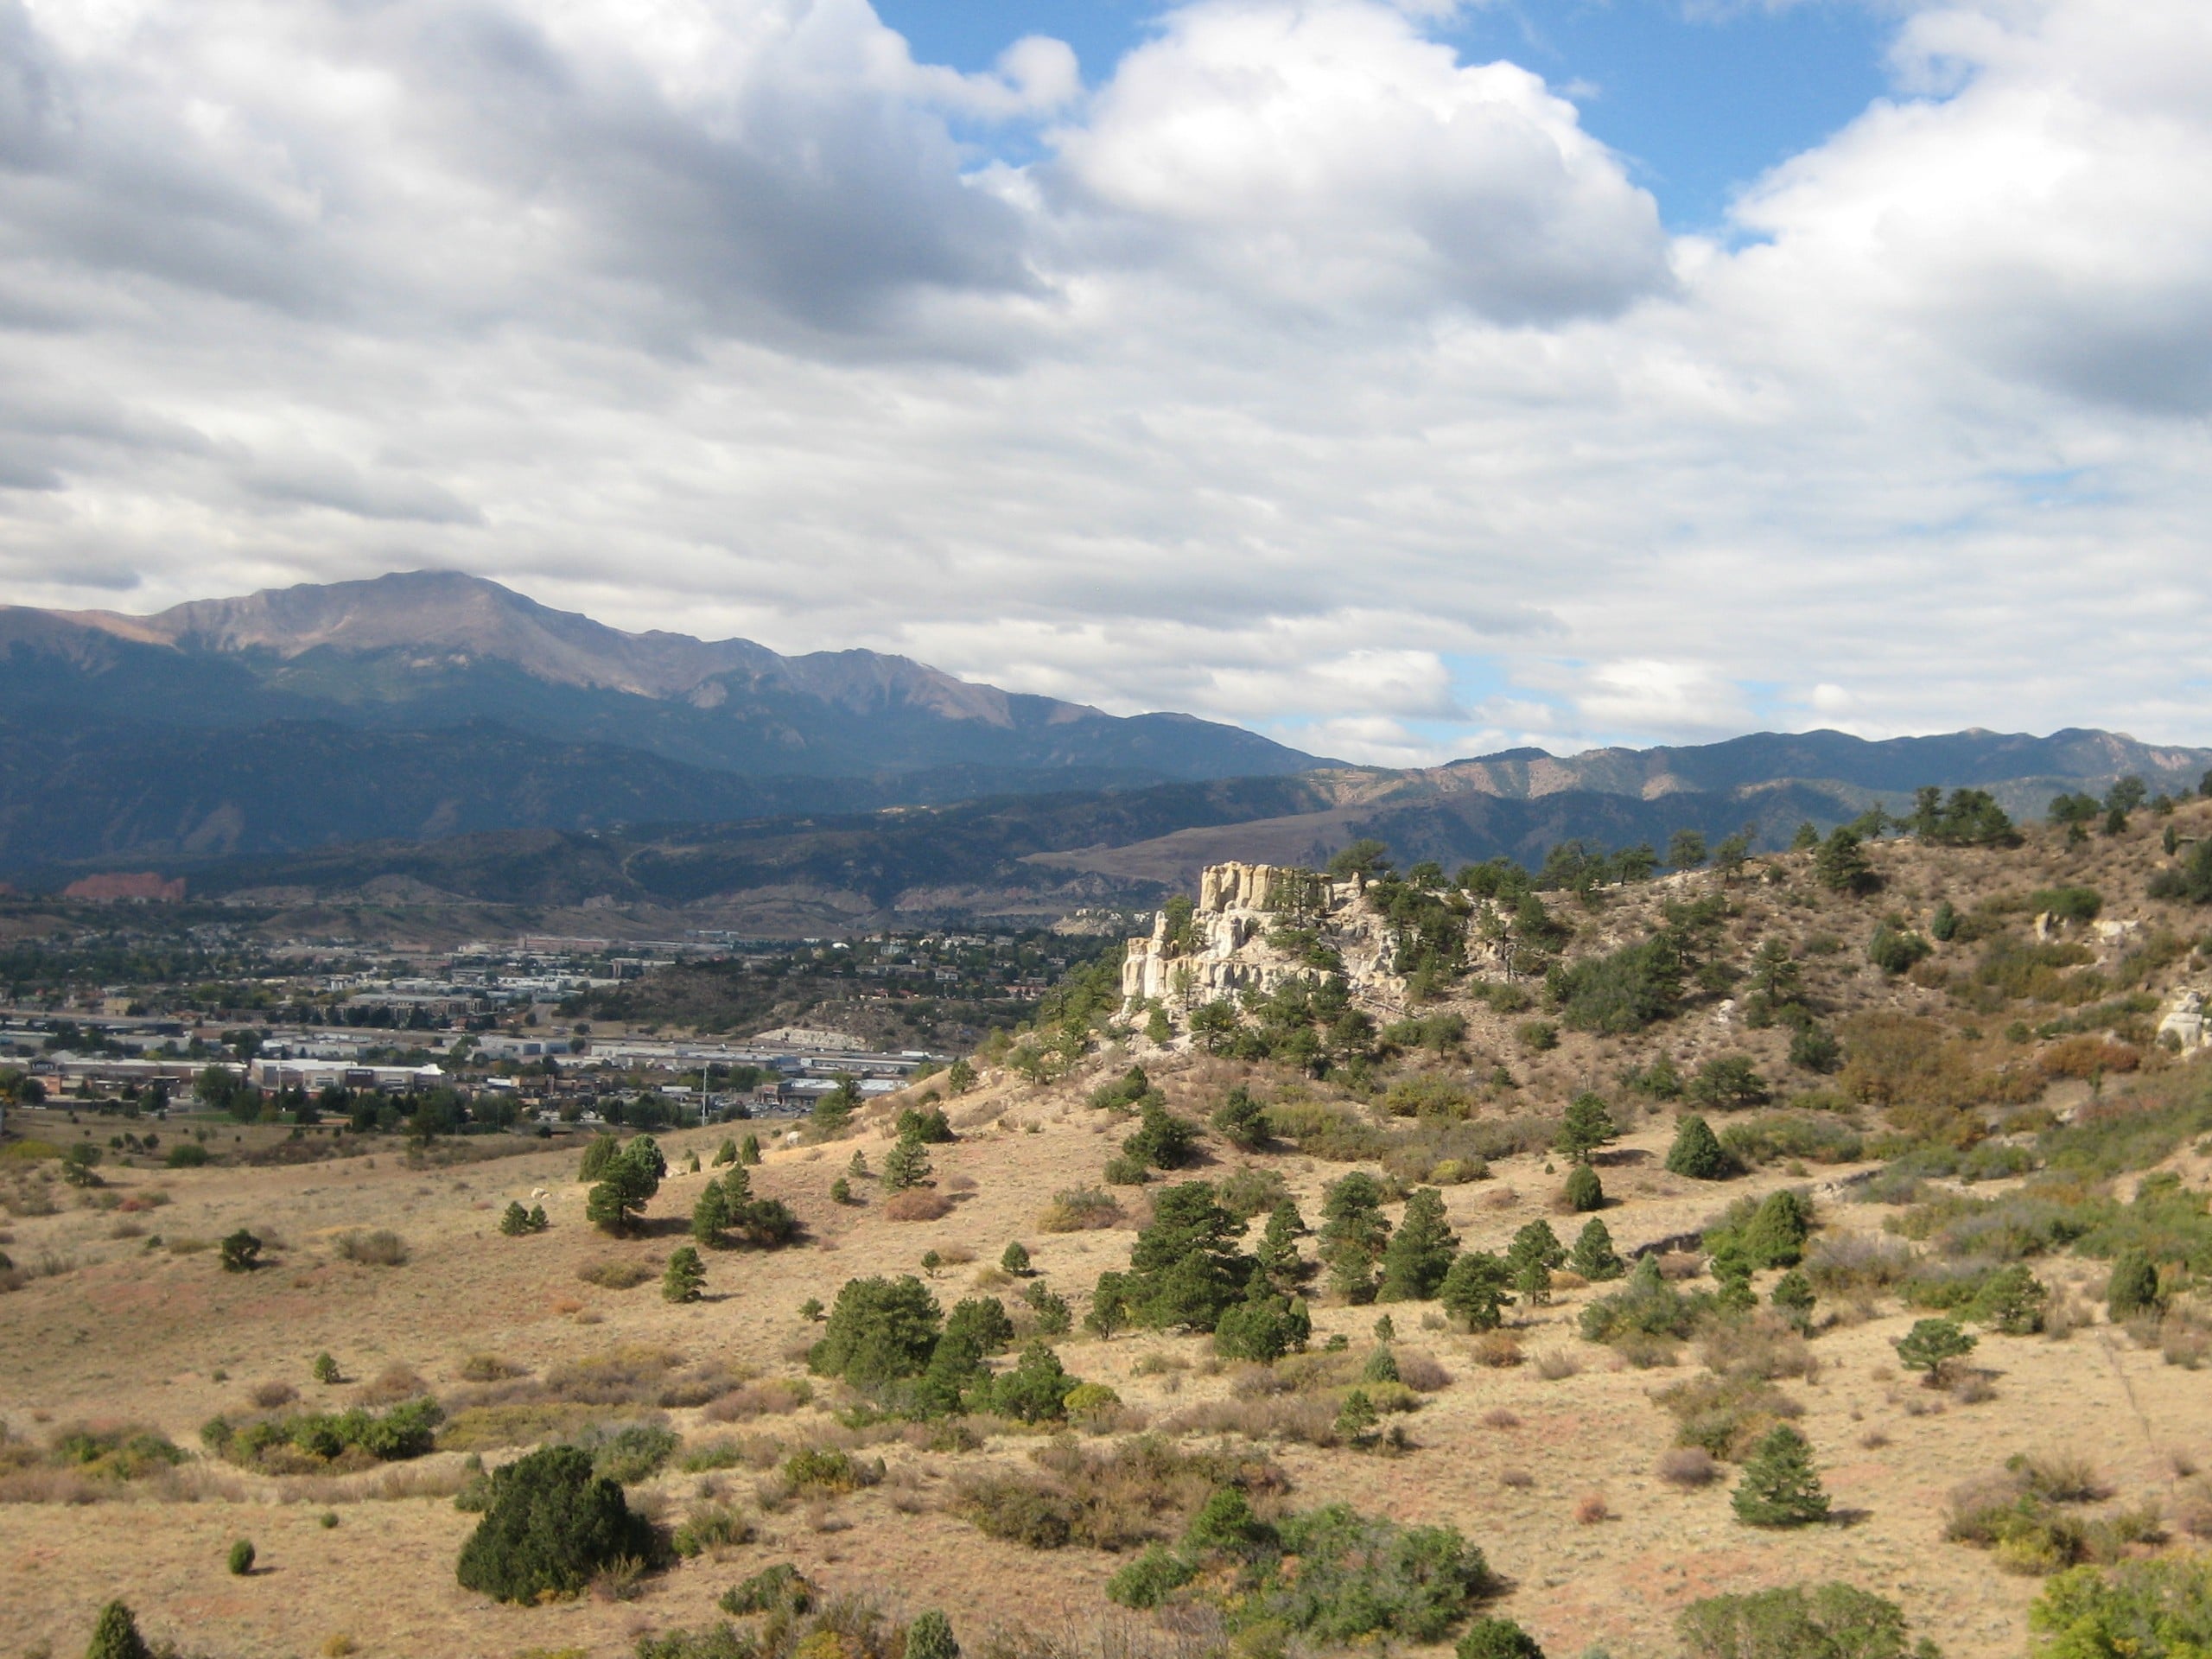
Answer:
332;1229;410;1267
577;1258;657;1289
884;1191;955;1222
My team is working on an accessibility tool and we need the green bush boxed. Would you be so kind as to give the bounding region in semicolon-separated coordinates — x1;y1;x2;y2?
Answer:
1868;922;1933;976
2028;1556;2212;1657
1720;1113;1863;1167
2107;1248;2163;1319
163;1142;209;1169
454;1444;651;1603
808;1276;943;1390
1894;1319;1977;1381
1107;1544;1198;1609
226;1538;255;1576
1457;1618;1545;1659
720;1562;816;1616
1679;1582;1934;1659
1580;1255;1700;1344
906;1610;960;1659
219;1229;263;1273
1706;1191;1814;1270
1562;1165;1604;1213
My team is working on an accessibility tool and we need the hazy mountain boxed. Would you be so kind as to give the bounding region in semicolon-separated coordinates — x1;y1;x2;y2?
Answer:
0;570;1318;785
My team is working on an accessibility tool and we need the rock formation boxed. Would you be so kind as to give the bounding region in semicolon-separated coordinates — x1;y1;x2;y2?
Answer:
1121;861;1402;1010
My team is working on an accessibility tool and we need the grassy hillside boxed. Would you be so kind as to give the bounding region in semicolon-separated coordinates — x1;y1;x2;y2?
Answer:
2;804;2210;1657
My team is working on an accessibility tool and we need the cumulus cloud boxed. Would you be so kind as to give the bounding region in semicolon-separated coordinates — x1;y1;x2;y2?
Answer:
0;0;2210;768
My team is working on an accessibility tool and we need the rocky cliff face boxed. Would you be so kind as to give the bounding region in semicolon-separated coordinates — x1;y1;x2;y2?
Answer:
1121;861;1406;1009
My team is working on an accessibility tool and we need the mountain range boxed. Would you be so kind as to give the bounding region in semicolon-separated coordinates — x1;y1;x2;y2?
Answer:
2;569;2207;918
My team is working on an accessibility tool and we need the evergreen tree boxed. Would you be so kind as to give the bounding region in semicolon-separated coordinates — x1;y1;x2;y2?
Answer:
1001;1241;1032;1276
1256;1199;1310;1288
1815;828;1875;894
1211;1085;1268;1150
1318;1173;1392;1303
690;1178;732;1247
1668;830;1708;871
1376;1187;1460;1301
1732;1426;1831;1527
882;1134;933;1192
499;1200;534;1236
1556;1092;1618;1163
1894;1317;1977;1382
740;1133;761;1166
1457;1618;1545;1659
586;1137;665;1236
1665;1114;1732;1180
713;1138;737;1166
1124;1096;1199;1170
1562;1164;1604;1213
848;1149;870;1178
1440;1251;1514;1330
1333;1388;1380;1448
662;1246;706;1303
1213;1281;1313;1361
1507;1220;1560;1306
578;1133;623;1182
1567;1217;1624;1281
86;1601;151;1659
1124;1183;1251;1330
455;1445;646;1602
809;1275;944;1389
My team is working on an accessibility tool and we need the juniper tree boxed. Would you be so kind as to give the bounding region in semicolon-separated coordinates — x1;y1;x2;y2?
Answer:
1376;1186;1459;1301
87;1601;151;1659
1562;1164;1604;1213
1567;1217;1624;1281
662;1246;706;1304
740;1133;761;1166
1771;1268;1816;1330
2107;1249;2162;1319
1665;1114;1732;1180
1001;1241;1032;1276
1894;1317;1976;1383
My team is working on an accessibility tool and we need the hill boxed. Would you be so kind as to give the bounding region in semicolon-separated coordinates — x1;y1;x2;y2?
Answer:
3;792;2210;1657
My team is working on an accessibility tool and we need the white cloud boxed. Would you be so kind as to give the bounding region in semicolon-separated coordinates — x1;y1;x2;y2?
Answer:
1;0;2211;767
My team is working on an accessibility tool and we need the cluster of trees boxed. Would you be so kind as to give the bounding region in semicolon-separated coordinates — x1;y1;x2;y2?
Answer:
806;1276;1090;1421
689;1160;798;1249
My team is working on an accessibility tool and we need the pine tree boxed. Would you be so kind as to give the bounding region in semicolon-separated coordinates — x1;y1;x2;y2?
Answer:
1333;1388;1379;1448
1001;1241;1032;1276
1319;1173;1391;1303
1211;1085;1268;1150
848;1149;870;1178
499;1200;534;1236
663;1246;706;1304
1732;1425;1831;1527
882;1134;933;1192
1665;1114;1732;1179
1439;1251;1514;1330
1256;1198;1310;1288
740;1133;762;1166
1376;1187;1459;1301
713;1138;737;1166
1815;828;1875;894
1567;1217;1624;1281
1556;1092;1618;1163
1894;1317;1976;1382
691;1178;732;1247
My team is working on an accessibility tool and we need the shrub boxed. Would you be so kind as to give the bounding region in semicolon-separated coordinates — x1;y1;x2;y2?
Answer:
1666;1116;1736;1180
1719;1113;1863;1167
1108;1544;1198;1609
1457;1618;1544;1659
578;1260;655;1290
907;1610;960;1659
334;1230;409;1267
164;1142;209;1169
1580;1257;1700;1344
1561;1165;1603;1213
1212;1087;1269;1150
228;1538;256;1575
1731;1426;1830;1527
1658;1446;1719;1488
1001;1242;1031;1276
219;1229;264;1273
575;1421;678;1484
2029;1556;2212;1655
1688;1056;1770;1112
454;1445;651;1604
1868;922;1932;976
670;1502;753;1558
1706;1191;1814;1270
884;1190;955;1222
721;1562;816;1616
2107;1248;2163;1319
1679;1583;1928;1659
312;1352;341;1385
897;1106;957;1144
1037;1186;1122;1232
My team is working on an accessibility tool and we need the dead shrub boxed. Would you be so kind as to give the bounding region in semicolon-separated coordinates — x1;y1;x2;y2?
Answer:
2173;1478;2212;1541
543;1346;685;1406
1575;1492;1611;1524
1952;1372;1997;1405
1158;1396;1338;1446
457;1355;525;1384
249;1381;300;1410
2039;1037;2141;1080
1037;1187;1124;1233
939;1244;976;1265
956;1436;1288;1551
1467;1332;1523;1369
352;1364;428;1407
702;1380;811;1424
1611;1333;1681;1370
1655;1374;1802;1460
1501;1468;1535;1489
1533;1351;1582;1381
1805;1235;1915;1293
885;1191;954;1223
945;1174;978;1193
1699;1315;1818;1382
1656;1253;1705;1281
1394;1351;1451;1392
1481;1408;1520;1429
334;1230;410;1267
1657;1446;1718;1488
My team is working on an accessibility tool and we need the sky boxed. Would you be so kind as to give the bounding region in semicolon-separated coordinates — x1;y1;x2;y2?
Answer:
1;0;2209;766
